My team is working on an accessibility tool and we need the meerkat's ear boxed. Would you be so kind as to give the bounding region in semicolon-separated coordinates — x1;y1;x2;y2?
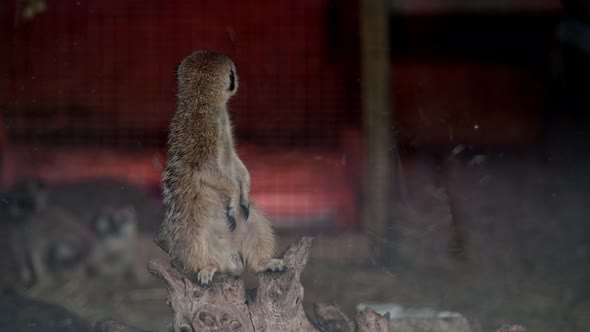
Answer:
229;69;236;92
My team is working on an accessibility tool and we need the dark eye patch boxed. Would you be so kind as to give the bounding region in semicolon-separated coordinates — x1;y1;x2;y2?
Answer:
96;216;117;235
229;69;235;91
175;63;181;81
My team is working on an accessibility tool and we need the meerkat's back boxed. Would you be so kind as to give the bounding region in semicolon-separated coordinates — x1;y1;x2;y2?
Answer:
157;50;284;285
158;50;246;283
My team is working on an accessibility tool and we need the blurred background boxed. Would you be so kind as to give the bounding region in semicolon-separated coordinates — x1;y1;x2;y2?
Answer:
1;0;589;331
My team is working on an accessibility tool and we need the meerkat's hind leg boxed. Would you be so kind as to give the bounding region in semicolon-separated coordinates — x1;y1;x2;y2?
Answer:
256;258;285;273
240;205;285;273
194;255;243;285
197;265;217;285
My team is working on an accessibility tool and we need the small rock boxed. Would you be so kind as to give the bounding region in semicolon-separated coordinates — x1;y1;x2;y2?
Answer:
357;303;473;332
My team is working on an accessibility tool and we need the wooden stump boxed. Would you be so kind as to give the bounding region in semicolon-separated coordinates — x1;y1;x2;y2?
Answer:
96;237;389;332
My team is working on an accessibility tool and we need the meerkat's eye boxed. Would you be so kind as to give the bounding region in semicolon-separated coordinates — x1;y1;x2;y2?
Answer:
229;69;235;92
175;63;181;81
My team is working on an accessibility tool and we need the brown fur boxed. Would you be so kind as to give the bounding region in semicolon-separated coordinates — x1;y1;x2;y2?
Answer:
158;50;283;284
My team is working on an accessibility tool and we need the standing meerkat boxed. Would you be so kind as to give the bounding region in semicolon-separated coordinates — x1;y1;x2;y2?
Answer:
157;50;284;285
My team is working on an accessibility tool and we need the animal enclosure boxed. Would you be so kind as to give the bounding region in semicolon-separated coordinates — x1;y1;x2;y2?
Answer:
1;0;590;331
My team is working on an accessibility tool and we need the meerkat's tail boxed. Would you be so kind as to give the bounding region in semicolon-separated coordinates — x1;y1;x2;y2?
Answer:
153;228;170;253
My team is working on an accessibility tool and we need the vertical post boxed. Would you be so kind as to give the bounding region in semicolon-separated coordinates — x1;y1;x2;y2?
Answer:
359;0;396;263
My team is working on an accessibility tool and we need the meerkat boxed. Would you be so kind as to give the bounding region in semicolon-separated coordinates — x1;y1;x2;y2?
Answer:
0;179;43;289
86;205;138;279
1;180;142;289
20;207;95;288
0;178;47;223
0;178;48;288
157;50;284;285
0;179;94;288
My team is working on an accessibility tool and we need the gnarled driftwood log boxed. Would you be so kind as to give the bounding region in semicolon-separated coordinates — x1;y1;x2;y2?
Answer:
96;237;389;332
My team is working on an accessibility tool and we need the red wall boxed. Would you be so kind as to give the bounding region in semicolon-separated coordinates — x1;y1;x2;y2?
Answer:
0;0;355;140
0;1;558;230
1;0;551;149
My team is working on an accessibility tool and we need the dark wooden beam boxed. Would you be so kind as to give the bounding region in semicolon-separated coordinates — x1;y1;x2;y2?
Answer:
360;0;396;263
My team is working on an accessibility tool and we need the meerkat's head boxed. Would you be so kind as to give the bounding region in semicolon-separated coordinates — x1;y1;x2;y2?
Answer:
176;50;238;107
93;205;138;240
0;178;47;221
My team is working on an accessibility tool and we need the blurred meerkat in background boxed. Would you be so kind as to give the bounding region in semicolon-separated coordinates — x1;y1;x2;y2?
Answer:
0;178;48;289
0;179;93;288
0;178;47;224
86;206;138;279
1;179;141;289
19;207;95;288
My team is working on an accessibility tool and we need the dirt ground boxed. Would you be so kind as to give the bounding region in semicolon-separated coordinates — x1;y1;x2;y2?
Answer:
6;143;590;332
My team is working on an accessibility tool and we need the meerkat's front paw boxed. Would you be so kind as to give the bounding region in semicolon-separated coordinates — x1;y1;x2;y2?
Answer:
240;198;249;220
255;259;286;273
197;266;217;285
225;201;237;231
239;183;250;220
